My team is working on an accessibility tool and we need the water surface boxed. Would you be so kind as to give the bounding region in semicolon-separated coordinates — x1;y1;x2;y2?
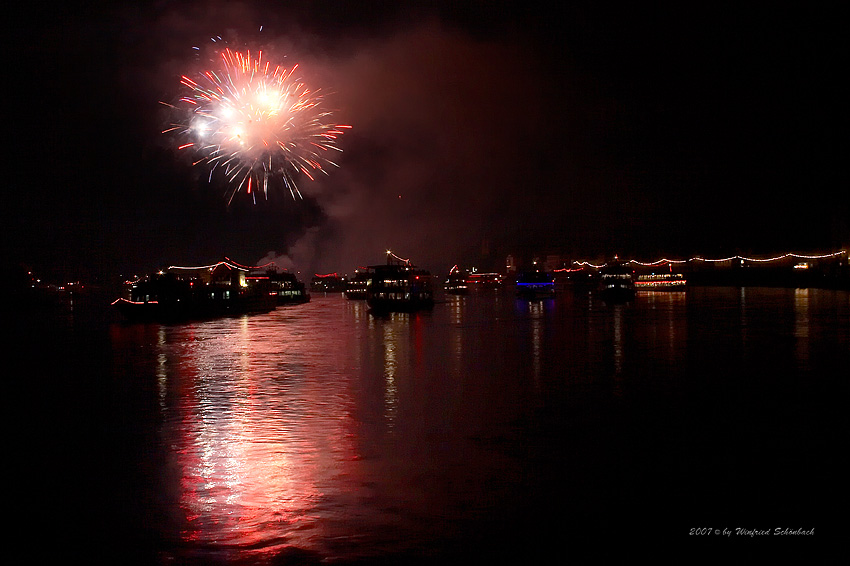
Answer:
16;287;846;564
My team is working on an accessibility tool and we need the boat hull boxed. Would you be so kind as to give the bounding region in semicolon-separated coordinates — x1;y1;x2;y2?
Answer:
276;292;310;305
113;294;276;323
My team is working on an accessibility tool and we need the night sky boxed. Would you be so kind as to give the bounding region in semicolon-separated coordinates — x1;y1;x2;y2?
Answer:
7;1;847;283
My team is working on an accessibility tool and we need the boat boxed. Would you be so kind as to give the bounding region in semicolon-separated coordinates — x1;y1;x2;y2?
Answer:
553;267;598;291
467;272;504;290
634;272;687;291
366;252;434;313
598;261;636;303
257;269;310;304
515;269;555;299
344;269;371;300
310;273;347;293
112;260;278;322
444;266;470;295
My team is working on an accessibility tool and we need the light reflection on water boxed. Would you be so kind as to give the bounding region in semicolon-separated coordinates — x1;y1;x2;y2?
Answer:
795;288;810;364
106;287;848;564
152;303;366;561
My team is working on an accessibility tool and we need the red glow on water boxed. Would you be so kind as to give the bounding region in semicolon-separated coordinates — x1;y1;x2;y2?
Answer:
149;316;362;559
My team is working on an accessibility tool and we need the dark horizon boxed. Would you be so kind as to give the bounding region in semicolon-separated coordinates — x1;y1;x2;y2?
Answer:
7;1;847;284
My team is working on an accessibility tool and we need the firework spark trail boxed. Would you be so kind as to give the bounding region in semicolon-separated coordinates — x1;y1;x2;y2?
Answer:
165;48;350;204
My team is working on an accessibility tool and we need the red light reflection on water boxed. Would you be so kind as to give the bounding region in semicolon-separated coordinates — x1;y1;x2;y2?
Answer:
154;314;362;559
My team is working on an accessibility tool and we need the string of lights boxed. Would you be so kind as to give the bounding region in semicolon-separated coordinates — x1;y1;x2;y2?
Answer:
574;250;847;270
166;259;276;272
223;257;277;270
386;250;411;265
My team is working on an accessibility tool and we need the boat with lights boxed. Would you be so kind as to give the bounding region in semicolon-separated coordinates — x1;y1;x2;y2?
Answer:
344;270;371;300
634;272;687;291
467;272;505;290
366;252;434;313
260;269;310;304
598;261;636;303
112;260;279;322
310;273;347;294
515;269;555;299
444;266;470;295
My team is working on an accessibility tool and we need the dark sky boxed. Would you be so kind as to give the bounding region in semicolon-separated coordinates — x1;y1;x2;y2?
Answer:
7;1;847;282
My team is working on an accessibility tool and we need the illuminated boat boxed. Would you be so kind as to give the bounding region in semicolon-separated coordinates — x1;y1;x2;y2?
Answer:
258;269;310;304
344;270;371;300
112;261;277;322
310;273;347;293
366;252;434;313
444;266;470;295
634;273;687;291
598;262;636;303
515;269;555;299
467;272;504;290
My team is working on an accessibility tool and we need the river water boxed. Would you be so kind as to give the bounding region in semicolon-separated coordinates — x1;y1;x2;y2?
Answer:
14;286;846;564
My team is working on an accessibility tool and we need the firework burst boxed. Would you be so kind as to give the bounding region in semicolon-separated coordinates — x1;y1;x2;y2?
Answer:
164;48;350;204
